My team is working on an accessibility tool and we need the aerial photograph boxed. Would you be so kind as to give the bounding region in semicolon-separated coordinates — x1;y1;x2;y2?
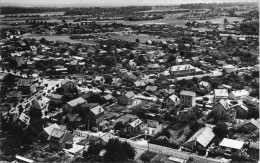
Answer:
0;0;259;162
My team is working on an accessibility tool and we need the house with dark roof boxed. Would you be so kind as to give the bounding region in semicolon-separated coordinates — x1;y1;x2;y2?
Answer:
48;128;73;150
117;91;135;106
242;118;259;131
17;78;37;94
48;93;63;104
89;133;115;146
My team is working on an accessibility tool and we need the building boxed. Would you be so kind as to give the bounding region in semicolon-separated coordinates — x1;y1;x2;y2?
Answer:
61;80;77;92
211;99;230;116
219;138;244;153
228;89;249;100
214;89;228;101
7;91;22;101
243;96;259;106
169;64;197;77
32;96;50;113
247;141;259;160
17;78;37;94
222;65;236;73
126;118;142;134
164;94;180;108
179;90;196;107
230;104;248;119
41;123;61;138
199;81;210;90
48;128;73;150
63;97;87;112
30;45;37;55
89;133;115;146
183;126;215;150
117;91;135;105
147;63;160;70
253;64;259;72
242;118;259;131
88;105;105;127
48;93;62;104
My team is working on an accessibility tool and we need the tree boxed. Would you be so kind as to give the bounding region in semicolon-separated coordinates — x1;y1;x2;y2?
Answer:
167;55;176;64
104;74;113;85
3;73;16;85
213;122;229;139
87;144;103;156
104;138;136;162
114;121;126;130
135;39;140;43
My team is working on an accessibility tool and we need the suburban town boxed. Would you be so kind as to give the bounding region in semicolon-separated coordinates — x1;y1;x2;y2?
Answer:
0;0;259;163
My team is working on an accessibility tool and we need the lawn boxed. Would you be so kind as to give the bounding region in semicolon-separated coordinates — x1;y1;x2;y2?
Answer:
23;35;96;45
196;16;244;24
110;33;169;44
111;18;187;26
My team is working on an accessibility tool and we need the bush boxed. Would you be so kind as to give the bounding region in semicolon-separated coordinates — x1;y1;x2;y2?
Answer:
140;151;157;162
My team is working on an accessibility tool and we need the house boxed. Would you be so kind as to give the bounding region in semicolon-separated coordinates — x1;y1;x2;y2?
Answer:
61;80;77;92
140;120;162;137
126;118;142;134
214;89;228;101
247;141;259;160
222;65;236;73
230;104;248;119
64;113;82;126
179;91;196;107
199;81;210;90
134;80;146;87
242;118;259;131
123;71;137;81
48;93;62;104
211;99;230;116
253;64;259;72
243;96;259;106
228;90;249;100
164;94;180;108
147;63;160;70
7;91;22;101
63;97;87;112
32;96;50;112
88;105;105;127
12;112;30;128
48;128;73;150
219;138;244;152
102;94;113;103
183;126;215;150
41;123;61;138
117;91;135;105
89;133;115;146
169;64;198;77
145;86;158;92
30;46;37;55
114;114;138;124
17;78;37;94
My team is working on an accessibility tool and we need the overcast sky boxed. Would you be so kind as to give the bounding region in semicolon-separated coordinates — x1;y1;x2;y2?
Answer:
1;0;257;7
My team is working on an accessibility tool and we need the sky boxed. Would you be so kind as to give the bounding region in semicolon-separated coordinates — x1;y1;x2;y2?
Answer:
1;0;258;7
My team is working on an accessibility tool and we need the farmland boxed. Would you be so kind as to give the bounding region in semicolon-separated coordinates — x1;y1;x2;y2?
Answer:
196;16;244;24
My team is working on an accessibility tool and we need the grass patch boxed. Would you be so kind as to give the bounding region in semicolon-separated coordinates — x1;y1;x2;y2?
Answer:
140;150;157;162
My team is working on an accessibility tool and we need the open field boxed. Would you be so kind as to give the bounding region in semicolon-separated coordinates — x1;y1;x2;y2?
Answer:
0;12;65;17
110;33;168;43
111;18;187;26
0;24;31;29
22;34;96;45
196;16;244;24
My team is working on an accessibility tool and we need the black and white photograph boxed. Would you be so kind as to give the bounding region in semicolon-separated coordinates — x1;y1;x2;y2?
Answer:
0;0;259;162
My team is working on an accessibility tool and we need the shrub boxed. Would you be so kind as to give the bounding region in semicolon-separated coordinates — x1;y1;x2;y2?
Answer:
140;151;157;162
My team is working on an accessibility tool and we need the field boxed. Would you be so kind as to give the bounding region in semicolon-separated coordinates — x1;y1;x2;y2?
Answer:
110;33;168;44
112;18;187;26
0;24;31;29
23;34;96;45
196;16;244;24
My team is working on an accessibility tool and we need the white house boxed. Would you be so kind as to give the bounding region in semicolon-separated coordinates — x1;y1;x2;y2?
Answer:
164;94;180;108
222;65;236;73
228;89;249;100
214;89;228;101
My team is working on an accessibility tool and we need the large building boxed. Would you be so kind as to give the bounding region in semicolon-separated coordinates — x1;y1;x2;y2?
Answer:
180;90;196;107
170;64;196;77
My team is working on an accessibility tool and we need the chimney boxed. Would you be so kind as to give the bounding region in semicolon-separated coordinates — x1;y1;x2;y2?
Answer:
99;107;101;112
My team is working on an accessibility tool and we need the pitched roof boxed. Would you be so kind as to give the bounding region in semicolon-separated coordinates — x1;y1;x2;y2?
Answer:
67;97;86;107
90;105;104;115
67;113;79;122
170;64;195;71
230;89;249;97
213;99;229;110
44;123;61;135
147;63;160;69
17;78;34;87
219;138;244;149
231;104;248;112
48;93;62;99
145;86;158;92
199;81;210;87
168;94;179;102
36;96;50;109
243;118;259;129
125;91;135;98
61;79;75;85
100;133;114;143
180;90;196;97
19;113;30;125
134;80;146;87
49;128;65;138
103;94;113;100
185;126;215;148
129;118;142;128
214;89;228;97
